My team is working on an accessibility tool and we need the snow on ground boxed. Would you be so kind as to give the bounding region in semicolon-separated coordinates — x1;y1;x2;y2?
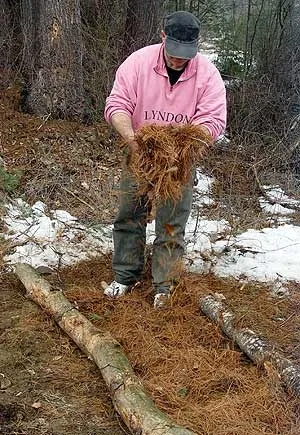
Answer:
4;199;112;269
3;169;300;293
259;185;300;215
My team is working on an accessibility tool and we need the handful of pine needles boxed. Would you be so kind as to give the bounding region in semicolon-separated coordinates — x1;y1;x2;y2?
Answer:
128;124;212;203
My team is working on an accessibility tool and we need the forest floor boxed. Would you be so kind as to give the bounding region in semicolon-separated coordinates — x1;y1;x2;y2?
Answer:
1;86;300;435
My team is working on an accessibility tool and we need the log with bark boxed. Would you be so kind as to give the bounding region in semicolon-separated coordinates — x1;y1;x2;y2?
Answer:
14;263;195;435
200;294;300;397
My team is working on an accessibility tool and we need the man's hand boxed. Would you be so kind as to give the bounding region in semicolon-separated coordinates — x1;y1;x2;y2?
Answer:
110;112;139;157
127;137;139;154
125;137;139;167
199;125;214;144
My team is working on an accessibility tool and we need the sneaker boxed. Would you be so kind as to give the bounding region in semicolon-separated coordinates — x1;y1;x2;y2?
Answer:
153;292;170;309
104;281;129;297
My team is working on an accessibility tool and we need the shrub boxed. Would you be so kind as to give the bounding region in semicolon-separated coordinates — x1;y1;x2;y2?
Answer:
0;167;20;193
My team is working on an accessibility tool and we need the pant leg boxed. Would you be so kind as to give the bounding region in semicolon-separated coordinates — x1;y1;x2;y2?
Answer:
113;168;148;285
152;175;194;293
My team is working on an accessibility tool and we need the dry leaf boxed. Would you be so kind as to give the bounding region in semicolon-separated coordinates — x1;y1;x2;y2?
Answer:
164;223;175;236
0;376;12;390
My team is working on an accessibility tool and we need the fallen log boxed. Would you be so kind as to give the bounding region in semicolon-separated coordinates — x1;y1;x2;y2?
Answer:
200;294;300;397
252;165;300;212
14;263;195;435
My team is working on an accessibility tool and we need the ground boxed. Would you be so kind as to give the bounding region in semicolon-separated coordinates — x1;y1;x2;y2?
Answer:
1;87;300;434
1;273;128;435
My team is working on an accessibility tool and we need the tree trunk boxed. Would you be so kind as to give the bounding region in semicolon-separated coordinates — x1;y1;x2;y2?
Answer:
122;0;163;59
0;0;10;73
22;0;86;120
200;294;300;397
14;263;195;435
0;0;21;80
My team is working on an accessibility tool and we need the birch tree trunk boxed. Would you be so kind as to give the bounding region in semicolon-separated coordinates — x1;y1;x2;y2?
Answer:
14;263;195;435
200;294;300;397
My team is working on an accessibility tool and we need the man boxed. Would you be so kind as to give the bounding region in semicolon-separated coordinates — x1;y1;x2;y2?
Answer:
104;10;226;308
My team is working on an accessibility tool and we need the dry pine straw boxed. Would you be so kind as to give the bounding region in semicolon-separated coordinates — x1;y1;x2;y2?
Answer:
61;256;300;435
128;124;211;204
1;274;128;435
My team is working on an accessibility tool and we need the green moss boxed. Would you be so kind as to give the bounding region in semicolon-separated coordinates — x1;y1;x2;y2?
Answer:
0;167;21;193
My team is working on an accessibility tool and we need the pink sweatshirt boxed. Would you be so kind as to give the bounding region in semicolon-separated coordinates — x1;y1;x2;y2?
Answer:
104;43;226;140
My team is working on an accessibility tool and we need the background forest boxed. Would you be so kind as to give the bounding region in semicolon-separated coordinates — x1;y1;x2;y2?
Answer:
1;0;300;154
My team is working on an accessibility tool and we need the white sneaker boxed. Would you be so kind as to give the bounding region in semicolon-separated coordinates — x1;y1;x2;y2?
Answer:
104;281;129;297
153;292;170;309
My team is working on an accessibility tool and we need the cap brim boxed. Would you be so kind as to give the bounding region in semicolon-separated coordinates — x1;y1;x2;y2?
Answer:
165;37;198;59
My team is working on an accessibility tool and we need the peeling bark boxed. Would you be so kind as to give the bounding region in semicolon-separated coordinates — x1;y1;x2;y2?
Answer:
200;294;300;397
14;263;195;435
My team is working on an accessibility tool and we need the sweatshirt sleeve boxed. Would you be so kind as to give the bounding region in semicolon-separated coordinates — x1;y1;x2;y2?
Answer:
191;65;227;141
104;54;138;123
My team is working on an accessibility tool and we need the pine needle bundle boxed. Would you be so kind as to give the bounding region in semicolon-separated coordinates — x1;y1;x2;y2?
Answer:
128;124;212;203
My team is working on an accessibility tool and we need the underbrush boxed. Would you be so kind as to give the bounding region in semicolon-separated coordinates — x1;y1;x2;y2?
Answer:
203;136;300;231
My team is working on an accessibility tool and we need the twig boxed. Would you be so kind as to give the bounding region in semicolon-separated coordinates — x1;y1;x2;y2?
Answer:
37;113;51;130
62;187;95;211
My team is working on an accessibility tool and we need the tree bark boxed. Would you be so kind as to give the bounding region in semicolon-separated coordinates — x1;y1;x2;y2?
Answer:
200;294;300;397
122;0;163;59
22;0;86;120
14;263;195;435
0;0;22;78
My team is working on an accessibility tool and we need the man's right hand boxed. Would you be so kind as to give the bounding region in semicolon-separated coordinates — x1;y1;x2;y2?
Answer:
127;138;139;154
110;113;138;153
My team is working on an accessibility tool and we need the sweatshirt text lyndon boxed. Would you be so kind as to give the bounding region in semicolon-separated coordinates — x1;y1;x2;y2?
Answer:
144;110;190;124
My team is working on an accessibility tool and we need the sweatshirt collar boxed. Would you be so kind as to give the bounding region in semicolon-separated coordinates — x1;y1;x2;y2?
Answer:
154;43;197;80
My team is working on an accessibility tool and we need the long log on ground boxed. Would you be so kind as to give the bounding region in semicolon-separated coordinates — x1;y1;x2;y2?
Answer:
14;263;195;435
200;294;300;397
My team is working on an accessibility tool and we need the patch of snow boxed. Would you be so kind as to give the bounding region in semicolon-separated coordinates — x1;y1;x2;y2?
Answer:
4;199;112;269
3;172;300;293
259;199;295;215
194;170;214;194
193;170;215;208
259;185;300;216
213;225;300;284
200;42;218;62
262;185;300;206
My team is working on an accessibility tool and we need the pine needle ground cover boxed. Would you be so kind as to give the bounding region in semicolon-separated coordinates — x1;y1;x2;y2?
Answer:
61;256;300;435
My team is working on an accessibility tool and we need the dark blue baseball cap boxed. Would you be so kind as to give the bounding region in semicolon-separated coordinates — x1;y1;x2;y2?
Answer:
164;11;200;59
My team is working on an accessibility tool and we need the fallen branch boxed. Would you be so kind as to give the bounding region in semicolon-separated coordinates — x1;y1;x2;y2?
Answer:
62;186;95;212
252;165;300;212
200;294;300;397
14;263;195;435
